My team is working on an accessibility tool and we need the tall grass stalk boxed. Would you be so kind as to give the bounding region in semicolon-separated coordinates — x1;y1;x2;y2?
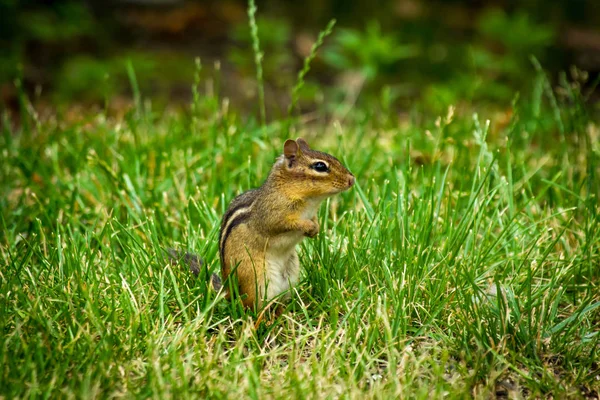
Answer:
288;19;336;117
248;0;266;128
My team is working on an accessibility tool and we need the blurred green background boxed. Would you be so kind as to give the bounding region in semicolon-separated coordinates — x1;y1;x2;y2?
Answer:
2;0;599;115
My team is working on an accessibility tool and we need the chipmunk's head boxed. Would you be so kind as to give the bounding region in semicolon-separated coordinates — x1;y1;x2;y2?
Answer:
274;138;355;197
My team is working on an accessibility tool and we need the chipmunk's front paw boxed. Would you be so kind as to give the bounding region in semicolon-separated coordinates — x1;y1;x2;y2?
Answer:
303;218;320;238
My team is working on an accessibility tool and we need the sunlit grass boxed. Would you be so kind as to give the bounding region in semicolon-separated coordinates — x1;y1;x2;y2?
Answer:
1;66;599;398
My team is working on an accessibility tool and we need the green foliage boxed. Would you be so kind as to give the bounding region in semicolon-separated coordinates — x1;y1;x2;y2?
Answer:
470;9;555;101
56;56;120;102
478;9;555;53
420;10;556;112
1;60;599;397
324;21;419;81
54;52;196;103
19;2;96;42
0;1;98;85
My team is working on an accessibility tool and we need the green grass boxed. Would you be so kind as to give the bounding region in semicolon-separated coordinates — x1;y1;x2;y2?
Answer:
1;65;599;398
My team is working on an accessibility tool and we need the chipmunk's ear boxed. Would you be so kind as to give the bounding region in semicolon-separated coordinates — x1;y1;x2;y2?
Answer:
296;137;310;151
283;139;299;167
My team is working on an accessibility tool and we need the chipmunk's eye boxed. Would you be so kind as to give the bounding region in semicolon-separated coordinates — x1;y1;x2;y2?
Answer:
311;161;329;173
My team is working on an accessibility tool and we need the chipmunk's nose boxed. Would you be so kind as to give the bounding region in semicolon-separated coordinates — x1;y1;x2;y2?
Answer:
348;175;355;187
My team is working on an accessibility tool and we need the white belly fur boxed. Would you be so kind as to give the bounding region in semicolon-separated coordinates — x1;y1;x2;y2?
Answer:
264;198;325;300
265;231;303;299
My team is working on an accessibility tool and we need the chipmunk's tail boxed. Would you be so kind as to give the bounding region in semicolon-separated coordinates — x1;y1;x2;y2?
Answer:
210;273;223;291
167;248;222;292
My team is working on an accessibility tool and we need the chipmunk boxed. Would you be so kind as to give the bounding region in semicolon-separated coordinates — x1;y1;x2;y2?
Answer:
172;138;354;311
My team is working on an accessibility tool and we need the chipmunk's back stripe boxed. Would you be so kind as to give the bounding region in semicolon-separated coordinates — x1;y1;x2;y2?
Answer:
220;205;252;246
219;193;256;250
221;191;257;227
219;208;252;263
